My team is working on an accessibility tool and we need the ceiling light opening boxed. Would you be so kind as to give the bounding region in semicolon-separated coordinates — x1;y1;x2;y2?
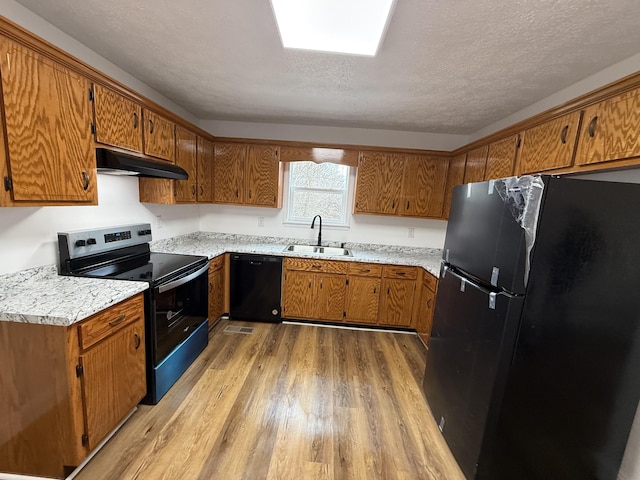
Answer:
270;0;396;56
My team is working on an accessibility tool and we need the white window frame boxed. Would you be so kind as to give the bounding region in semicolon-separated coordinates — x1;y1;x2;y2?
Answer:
283;161;354;228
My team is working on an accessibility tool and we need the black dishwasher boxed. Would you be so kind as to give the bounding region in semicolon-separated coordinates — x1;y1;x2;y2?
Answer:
229;253;283;322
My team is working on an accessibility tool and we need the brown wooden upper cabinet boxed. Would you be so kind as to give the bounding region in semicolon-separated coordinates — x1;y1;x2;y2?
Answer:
575;87;640;166
0;38;97;205
174;126;198;202
354;151;448;218
442;153;466;220
143;109;175;162
463;145;488;184
92;84;143;153
213;143;282;207
484;135;518;180
516;111;582;174
196;136;214;202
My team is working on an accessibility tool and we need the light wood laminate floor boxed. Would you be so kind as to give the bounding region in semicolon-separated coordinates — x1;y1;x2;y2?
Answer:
76;320;464;480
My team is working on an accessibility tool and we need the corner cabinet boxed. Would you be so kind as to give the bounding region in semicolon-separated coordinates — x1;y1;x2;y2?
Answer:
414;270;438;347
0;293;146;479
354;151;448;218
0;38;97;205
213;143;283;207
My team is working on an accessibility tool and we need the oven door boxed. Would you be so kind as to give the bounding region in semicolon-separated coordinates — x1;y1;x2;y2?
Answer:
151;262;209;365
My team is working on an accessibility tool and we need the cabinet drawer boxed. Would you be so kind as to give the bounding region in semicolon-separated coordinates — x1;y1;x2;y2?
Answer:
382;265;418;280
209;255;224;272
78;293;144;350
423;271;438;292
284;257;348;274
348;262;382;277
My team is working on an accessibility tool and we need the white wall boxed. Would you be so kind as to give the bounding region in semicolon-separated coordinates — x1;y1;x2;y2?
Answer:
0;175;199;274
200;119;468;152
0;0;198;123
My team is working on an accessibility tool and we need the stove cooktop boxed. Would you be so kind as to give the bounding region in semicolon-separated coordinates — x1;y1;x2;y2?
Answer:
82;252;208;285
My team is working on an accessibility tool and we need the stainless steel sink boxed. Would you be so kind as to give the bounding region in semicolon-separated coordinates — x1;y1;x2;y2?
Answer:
284;244;352;256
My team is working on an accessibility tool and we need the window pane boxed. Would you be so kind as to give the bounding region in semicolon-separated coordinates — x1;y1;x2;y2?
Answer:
290;161;349;190
291;190;345;222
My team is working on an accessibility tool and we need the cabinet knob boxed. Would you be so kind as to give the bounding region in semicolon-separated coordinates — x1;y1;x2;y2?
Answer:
588;116;598;138
81;171;90;191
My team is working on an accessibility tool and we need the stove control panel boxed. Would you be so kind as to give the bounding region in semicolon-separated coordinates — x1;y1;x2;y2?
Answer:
57;223;153;261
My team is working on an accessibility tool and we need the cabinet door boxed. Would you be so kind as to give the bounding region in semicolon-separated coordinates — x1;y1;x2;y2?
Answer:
92;84;142;153
516;111;581;174
354;151;404;214
0;39;96;203
484;135;517;180
379;278;416;327
401;154;448;218
415;275;437;346
463;145;488;184
197;136;213;202
282;270;315;319
143;109;175;162
79;318;146;450
208;262;225;327
174;126;198;203
245;145;281;206
575;89;640;166
213;143;245;204
345;276;380;324
442;153;466;220
314;273;346;321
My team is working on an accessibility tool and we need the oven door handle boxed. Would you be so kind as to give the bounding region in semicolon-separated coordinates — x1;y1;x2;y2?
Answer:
157;263;209;294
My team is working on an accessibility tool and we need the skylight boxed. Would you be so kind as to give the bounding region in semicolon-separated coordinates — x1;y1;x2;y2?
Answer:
270;0;396;56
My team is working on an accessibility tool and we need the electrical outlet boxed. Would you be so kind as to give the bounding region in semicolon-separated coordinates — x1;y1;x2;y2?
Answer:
156;215;164;229
258;216;265;227
408;227;415;238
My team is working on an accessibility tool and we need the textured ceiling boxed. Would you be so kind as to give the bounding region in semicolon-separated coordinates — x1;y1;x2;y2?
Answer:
14;0;640;134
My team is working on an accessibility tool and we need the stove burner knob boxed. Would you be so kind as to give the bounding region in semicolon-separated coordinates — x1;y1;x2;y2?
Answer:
75;239;86;247
86;238;97;245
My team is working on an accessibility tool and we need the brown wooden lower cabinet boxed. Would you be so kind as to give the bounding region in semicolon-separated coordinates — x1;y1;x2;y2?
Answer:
415;271;438;346
208;255;226;327
0;293;146;479
344;276;381;324
379;277;417;327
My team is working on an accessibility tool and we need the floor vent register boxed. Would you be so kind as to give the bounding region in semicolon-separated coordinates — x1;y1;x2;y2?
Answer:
223;325;255;335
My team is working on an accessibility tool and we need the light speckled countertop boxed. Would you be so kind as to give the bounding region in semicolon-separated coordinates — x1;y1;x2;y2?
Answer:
0;265;148;326
151;232;443;276
0;232;442;327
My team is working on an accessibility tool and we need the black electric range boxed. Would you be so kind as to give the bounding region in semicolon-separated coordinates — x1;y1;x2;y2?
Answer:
58;223;209;404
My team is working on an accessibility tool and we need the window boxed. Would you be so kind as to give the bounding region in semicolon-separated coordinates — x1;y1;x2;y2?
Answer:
286;161;351;226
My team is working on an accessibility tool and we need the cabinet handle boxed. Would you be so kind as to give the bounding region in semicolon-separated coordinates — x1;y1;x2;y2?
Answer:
320;280;323;289
427;298;432;308
406;201;410;210
192;185;196;196
308;281;312;288
373;287;377;294
361;269;370;273
109;314;126;327
392;200;395;209
560;125;569;144
235;188;239;198
134;332;141;349
249;189;252;199
149;119;155;134
81;171;90;191
209;282;213;293
387;288;390;295
396;271;406;276
311;265;321;269
200;186;204;196
588;116;598;138
133;112;139;129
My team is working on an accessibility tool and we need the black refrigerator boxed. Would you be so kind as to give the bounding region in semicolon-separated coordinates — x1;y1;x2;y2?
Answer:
423;175;640;480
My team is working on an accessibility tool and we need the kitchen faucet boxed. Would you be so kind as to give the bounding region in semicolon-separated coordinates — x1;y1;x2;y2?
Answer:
311;215;322;246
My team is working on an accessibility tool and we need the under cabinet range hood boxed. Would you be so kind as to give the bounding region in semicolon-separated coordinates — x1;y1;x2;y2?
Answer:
96;148;188;180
